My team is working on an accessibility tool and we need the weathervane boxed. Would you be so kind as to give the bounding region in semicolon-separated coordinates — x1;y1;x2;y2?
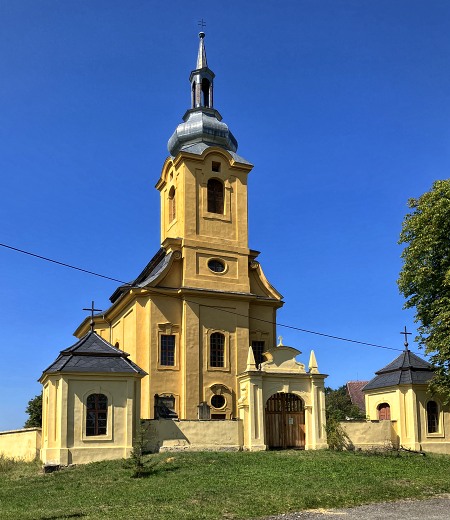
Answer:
83;301;102;333
400;325;412;350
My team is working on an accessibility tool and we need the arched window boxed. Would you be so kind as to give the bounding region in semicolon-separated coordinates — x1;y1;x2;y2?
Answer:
210;332;225;367
427;401;439;433
207;179;224;214
86;393;108;436
377;402;390;421
168;186;176;222
192;82;196;108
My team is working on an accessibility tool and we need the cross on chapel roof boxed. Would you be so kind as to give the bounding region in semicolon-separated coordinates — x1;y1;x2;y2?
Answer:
82;301;102;333
400;325;412;350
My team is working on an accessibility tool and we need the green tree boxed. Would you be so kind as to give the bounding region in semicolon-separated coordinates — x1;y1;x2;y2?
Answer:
325;386;365;422
325;386;364;450
24;393;42;428
398;179;450;402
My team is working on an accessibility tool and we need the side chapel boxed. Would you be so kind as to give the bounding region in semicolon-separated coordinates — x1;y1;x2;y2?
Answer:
40;33;327;464
364;343;450;453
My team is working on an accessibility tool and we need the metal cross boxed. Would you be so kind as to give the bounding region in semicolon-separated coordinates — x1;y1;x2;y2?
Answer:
198;18;206;30
400;326;412;350
83;301;102;333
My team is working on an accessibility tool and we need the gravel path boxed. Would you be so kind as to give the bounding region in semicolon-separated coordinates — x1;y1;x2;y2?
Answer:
258;494;450;519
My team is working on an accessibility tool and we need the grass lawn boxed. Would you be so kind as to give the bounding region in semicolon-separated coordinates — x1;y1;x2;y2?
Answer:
1;450;450;519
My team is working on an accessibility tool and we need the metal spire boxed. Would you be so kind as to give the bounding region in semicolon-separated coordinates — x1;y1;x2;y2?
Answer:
196;31;208;69
167;28;240;157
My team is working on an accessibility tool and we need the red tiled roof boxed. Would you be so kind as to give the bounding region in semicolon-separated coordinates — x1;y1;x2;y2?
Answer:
346;381;369;413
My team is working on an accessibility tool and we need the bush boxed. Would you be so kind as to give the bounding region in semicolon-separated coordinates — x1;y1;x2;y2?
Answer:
326;418;354;451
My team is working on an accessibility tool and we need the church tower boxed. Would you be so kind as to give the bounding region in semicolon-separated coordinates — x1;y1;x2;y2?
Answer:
158;32;255;293
75;32;284;421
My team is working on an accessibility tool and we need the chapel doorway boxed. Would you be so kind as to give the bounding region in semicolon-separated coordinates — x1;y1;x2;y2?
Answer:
265;392;305;449
377;402;391;421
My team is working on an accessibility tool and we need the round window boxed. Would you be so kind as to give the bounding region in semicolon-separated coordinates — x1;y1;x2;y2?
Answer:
211;394;226;409
208;259;225;273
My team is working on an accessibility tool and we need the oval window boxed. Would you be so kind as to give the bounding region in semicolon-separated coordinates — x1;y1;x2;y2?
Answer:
211;395;226;409
208;259;225;273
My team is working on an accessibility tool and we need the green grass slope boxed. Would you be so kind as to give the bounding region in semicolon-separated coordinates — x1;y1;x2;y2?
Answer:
1;450;450;520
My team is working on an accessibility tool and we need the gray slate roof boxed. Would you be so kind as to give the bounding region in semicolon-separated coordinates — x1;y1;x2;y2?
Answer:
363;349;434;391
109;248;170;303
42;332;146;376
177;142;252;165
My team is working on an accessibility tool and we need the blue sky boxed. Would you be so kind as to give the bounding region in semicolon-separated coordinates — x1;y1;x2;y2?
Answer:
1;1;449;430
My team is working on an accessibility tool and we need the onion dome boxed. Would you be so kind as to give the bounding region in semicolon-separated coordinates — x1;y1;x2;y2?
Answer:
168;32;238;157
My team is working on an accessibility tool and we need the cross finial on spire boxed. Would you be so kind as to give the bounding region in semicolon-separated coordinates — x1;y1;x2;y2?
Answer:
198;18;206;31
83;301;102;333
400;325;412;350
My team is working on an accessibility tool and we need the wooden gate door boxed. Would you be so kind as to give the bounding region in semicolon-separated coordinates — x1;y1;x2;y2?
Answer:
377;403;391;421
265;393;305;449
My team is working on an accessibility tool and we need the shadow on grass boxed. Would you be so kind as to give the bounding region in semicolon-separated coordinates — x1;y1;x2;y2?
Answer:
38;513;86;520
131;463;181;478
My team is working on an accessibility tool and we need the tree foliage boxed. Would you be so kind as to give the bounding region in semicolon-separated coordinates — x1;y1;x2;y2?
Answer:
325;385;365;422
398;179;450;401
325;386;364;450
24;394;42;428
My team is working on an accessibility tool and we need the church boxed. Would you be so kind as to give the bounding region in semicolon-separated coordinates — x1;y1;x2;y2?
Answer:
35;33;328;464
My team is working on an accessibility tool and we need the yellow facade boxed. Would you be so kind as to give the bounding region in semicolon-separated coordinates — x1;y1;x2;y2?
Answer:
68;32;327;453
365;385;450;453
40;372;142;465
238;346;327;450
75;146;283;423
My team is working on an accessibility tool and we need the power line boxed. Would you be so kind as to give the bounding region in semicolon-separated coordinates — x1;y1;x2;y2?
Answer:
0;241;413;354
0;242;130;285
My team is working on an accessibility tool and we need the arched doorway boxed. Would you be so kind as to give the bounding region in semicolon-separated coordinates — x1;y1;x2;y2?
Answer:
377;402;391;420
265;392;305;449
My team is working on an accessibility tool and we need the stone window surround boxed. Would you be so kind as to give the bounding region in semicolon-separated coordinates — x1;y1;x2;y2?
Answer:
81;388;113;442
200;172;233;223
425;399;445;438
157;323;180;371
205;328;231;372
